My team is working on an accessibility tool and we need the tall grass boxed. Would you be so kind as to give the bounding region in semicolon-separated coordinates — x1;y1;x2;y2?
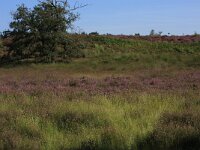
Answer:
1;92;190;150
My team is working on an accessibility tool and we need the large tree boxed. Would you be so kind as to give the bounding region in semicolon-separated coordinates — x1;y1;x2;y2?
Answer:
7;0;84;63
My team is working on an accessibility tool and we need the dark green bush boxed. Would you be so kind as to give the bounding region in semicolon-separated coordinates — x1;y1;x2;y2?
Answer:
142;111;200;150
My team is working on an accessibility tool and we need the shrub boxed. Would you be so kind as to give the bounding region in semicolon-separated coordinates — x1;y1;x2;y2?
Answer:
0;39;4;57
141;111;200;150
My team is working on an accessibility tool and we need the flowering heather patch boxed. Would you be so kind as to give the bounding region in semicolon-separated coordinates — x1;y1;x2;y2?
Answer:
0;70;199;95
110;35;200;43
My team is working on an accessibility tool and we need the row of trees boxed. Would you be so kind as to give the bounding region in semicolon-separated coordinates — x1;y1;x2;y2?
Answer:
1;0;85;63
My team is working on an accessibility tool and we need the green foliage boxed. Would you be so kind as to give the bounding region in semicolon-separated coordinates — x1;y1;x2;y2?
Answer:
0;38;6;57
141;97;200;150
0;92;186;150
5;0;82;63
89;32;99;35
0;58;199;149
72;35;200;72
1;34;200;70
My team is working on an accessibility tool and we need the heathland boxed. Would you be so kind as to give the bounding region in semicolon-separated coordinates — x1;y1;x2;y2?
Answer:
0;35;200;150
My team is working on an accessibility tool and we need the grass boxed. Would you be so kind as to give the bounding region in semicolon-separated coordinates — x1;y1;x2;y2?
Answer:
1;35;200;72
78;36;200;72
1;91;199;150
0;35;200;149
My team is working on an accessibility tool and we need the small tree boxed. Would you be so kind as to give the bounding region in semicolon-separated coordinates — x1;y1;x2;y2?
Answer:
89;32;99;36
149;29;155;36
194;32;199;36
158;31;163;36
7;0;85;63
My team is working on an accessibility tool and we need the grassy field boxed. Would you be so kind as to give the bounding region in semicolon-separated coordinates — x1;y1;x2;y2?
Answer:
0;35;200;149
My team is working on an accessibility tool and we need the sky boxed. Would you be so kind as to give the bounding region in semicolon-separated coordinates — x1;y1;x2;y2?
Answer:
0;0;200;35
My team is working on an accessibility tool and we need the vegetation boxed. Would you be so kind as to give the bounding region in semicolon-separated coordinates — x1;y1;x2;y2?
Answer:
0;34;200;149
0;1;200;149
0;87;199;149
2;0;84;63
0;38;3;56
1;34;200;71
54;34;200;72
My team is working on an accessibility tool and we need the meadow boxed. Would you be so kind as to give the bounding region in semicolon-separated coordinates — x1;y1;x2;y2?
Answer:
0;35;200;150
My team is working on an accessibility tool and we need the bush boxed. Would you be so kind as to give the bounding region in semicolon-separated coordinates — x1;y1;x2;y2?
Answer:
141;111;200;150
0;39;4;56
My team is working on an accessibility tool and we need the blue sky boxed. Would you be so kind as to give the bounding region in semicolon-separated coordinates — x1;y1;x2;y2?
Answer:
0;0;200;35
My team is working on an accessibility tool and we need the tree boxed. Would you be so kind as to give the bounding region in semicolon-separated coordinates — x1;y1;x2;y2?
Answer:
6;0;85;63
158;31;163;36
149;29;155;36
89;32;99;36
